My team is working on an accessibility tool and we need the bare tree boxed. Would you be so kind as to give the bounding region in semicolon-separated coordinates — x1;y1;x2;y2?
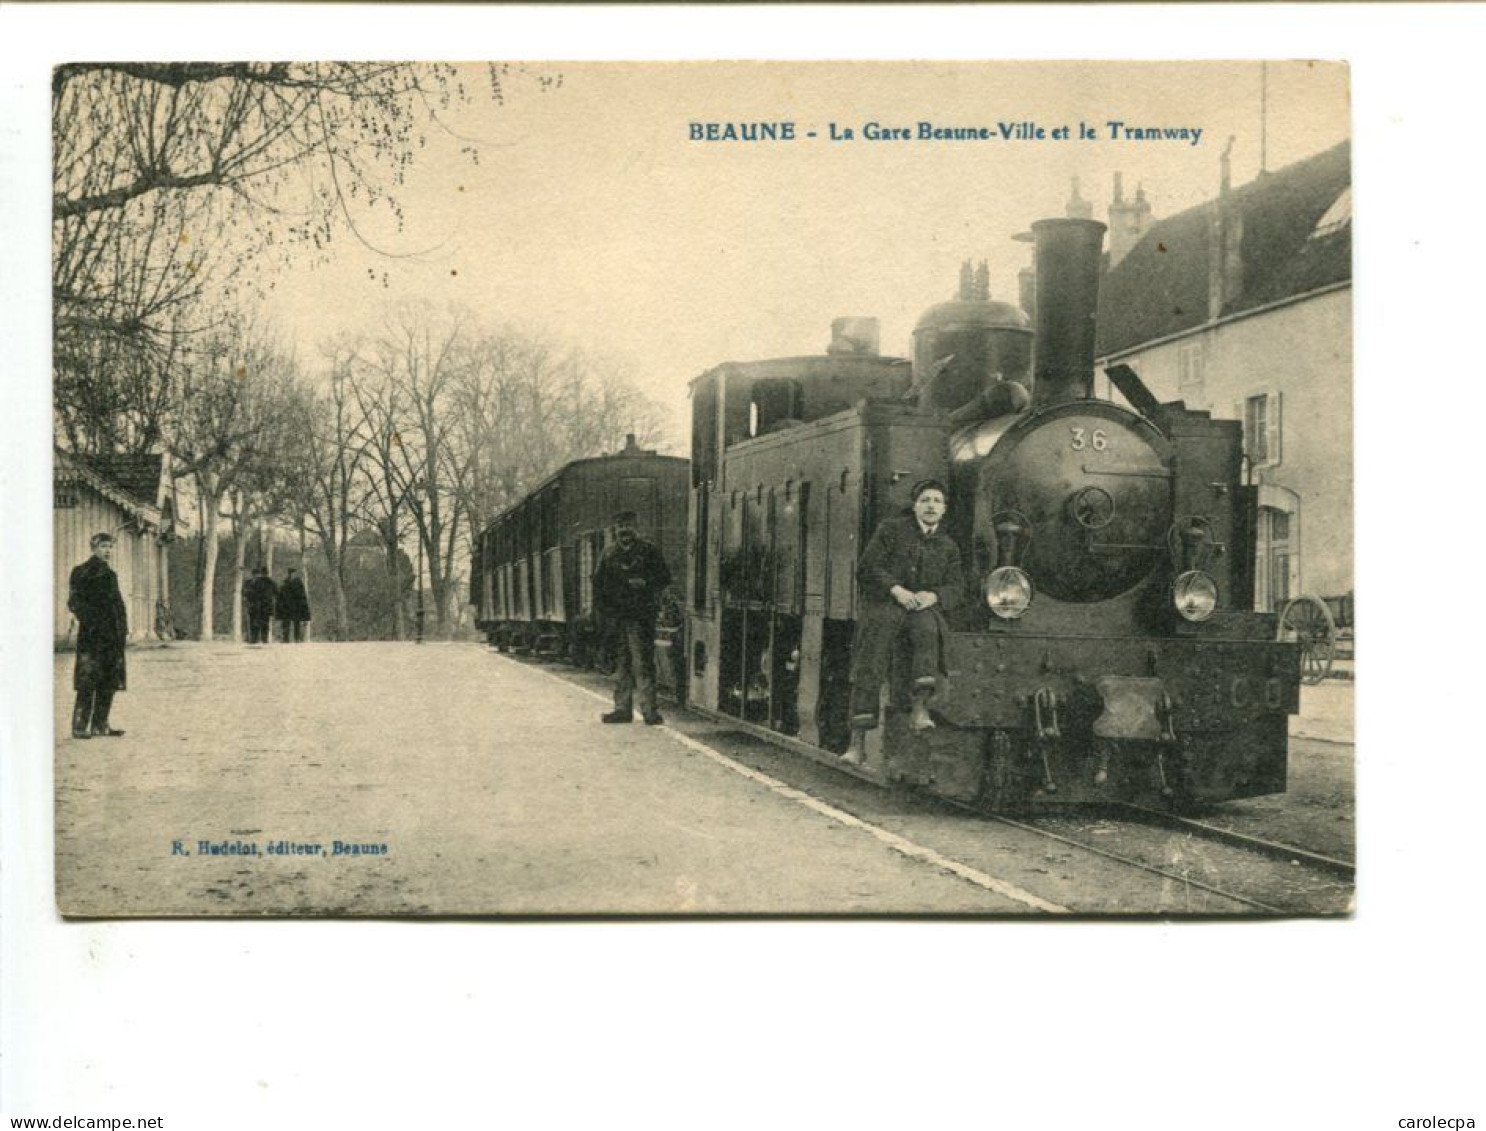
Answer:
170;316;298;640
52;62;539;452
358;304;473;635
285;349;372;639
278;305;666;642
347;356;415;640
448;327;667;558
224;382;303;641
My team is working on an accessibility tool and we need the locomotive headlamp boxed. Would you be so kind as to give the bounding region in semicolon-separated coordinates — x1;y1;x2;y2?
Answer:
1173;570;1219;622
985;566;1034;619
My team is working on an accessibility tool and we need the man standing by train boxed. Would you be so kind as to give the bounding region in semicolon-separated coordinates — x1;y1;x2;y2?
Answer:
68;531;130;739
844;479;965;764
594;509;671;727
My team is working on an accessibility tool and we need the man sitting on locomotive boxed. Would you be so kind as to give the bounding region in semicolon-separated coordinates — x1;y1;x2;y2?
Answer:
594;509;672;727
845;479;966;763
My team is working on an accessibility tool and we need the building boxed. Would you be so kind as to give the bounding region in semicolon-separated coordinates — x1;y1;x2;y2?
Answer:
1092;141;1353;616
54;450;185;645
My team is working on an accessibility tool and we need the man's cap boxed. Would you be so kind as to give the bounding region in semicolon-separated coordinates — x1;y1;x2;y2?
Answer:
90;532;115;548
612;510;638;526
909;478;949;503
286;568;298;576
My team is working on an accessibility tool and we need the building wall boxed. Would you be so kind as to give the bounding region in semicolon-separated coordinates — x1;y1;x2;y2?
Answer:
1099;286;1353;605
54;487;168;643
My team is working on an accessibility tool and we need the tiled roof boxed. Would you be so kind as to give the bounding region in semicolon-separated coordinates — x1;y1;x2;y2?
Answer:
75;453;166;506
1096;141;1352;357
54;449;162;522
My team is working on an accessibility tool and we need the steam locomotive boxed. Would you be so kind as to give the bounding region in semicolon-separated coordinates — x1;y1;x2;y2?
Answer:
473;217;1298;812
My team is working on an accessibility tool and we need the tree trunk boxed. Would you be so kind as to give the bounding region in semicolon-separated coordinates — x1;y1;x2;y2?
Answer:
384;510;406;641
198;503;220;641
263;521;276;575
425;536;447;635
230;509;247;643
193;497;208;636
299;525;311;640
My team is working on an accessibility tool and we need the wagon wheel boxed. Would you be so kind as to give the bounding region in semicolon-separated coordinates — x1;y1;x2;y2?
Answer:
1277;595;1336;685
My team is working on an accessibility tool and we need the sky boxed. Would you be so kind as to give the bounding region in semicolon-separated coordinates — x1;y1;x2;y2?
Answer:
262;60;1350;451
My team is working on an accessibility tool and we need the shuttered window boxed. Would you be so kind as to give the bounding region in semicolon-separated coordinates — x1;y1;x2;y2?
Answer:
1238;390;1283;470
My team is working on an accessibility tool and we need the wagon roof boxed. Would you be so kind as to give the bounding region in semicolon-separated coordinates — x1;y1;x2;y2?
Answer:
484;447;686;531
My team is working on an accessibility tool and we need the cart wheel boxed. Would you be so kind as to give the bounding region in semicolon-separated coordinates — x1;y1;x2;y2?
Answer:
1277;595;1337;685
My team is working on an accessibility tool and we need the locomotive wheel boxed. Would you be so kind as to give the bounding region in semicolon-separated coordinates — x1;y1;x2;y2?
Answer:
1277;595;1337;685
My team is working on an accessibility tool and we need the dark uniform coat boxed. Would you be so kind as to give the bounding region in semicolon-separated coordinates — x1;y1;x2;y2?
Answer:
277;576;311;622
593;538;672;625
245;575;279;619
849;513;966;688
69;556;129;692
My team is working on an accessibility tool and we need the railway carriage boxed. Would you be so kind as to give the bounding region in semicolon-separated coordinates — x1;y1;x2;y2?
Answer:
471;436;688;691
683;218;1300;811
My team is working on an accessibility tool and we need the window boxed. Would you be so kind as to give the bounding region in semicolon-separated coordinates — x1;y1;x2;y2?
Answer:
1244;395;1269;463
1270;552;1292;606
1240;390;1283;470
1177;342;1206;401
1256;497;1300;612
692;490;709;612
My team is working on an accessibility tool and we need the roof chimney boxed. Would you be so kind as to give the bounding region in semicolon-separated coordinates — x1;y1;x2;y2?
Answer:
1107;172;1155;268
1208;139;1244;318
1065;177;1093;220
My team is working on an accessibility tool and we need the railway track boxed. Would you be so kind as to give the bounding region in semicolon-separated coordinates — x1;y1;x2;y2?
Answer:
682;699;1352;915
511;654;1352;915
1112;803;1355;879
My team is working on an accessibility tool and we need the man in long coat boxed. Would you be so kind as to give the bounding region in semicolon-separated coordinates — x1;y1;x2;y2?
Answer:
845;479;965;761
243;566;278;645
593;509;672;726
276;568;311;642
68;531;129;739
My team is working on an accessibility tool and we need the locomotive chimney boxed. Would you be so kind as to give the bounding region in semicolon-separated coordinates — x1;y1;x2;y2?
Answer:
1031;217;1107;407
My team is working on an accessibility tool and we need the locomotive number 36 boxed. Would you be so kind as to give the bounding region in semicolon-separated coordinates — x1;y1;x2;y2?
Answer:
1070;426;1110;452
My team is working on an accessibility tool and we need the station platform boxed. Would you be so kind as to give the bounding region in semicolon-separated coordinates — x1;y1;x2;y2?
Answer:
1292;679;1355;746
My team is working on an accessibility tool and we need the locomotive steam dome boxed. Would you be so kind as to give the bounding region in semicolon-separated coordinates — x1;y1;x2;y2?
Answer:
912;264;1033;414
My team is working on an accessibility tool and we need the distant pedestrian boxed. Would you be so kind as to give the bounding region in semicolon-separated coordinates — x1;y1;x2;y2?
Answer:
276;568;311;643
68;532;129;739
593;509;671;726
244;566;278;645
